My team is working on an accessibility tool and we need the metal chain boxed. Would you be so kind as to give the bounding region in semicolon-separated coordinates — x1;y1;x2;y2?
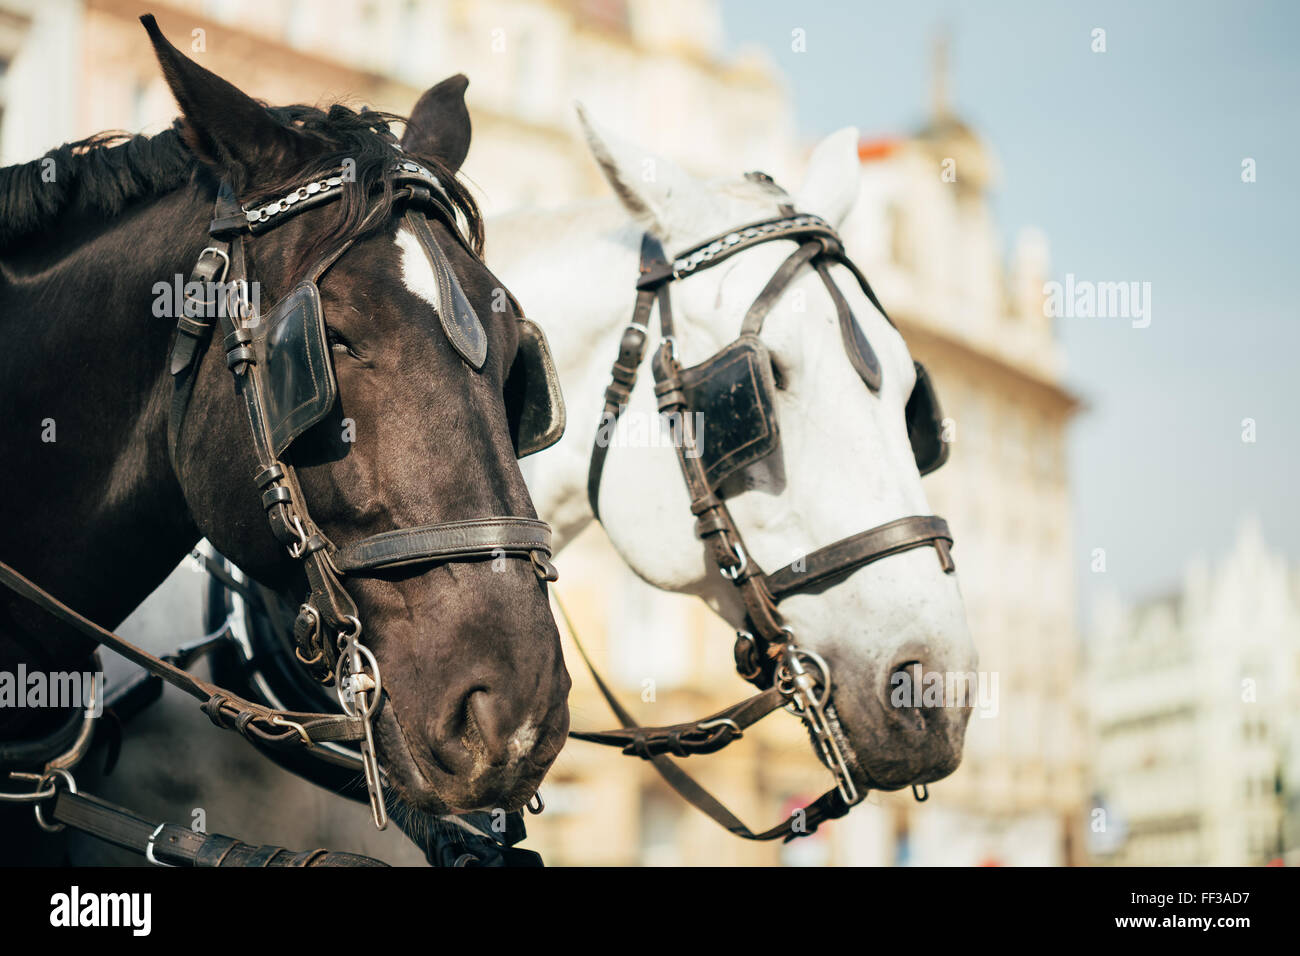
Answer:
671;215;831;277
775;645;860;806
241;160;444;227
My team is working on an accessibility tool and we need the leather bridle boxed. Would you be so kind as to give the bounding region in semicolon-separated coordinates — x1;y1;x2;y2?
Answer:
574;182;956;841
1;158;557;832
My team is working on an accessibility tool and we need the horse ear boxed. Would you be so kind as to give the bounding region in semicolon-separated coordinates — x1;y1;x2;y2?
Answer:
141;15;311;191
575;102;709;242
795;127;861;228
401;75;472;172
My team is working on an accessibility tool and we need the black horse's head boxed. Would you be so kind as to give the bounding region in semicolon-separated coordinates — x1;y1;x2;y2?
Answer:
144;19;569;813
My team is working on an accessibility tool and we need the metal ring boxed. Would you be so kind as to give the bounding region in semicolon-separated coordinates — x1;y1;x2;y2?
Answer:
335;641;382;720
776;646;833;710
913;784;929;803
33;769;77;833
719;540;748;581
229;279;253;320
0;783;57;803
695;718;742;739
268;715;313;747
527;791;545;815
787;647;834;709
146;823;176;867
286;514;310;558
198;246;230;283
662;336;679;365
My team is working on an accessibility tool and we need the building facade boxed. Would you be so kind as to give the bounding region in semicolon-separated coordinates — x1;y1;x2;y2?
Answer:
1;0;791;206
1088;517;1300;866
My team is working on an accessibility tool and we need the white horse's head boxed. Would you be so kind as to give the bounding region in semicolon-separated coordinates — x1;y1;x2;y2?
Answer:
562;109;977;793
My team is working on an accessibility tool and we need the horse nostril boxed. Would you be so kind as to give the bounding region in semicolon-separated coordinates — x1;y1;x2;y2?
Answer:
886;660;928;729
463;689;511;767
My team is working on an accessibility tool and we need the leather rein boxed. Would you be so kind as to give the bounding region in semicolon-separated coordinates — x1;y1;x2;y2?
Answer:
1;159;557;834
573;190;956;842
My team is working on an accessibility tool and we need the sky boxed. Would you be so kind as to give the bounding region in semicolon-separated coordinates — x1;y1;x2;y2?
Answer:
719;0;1300;622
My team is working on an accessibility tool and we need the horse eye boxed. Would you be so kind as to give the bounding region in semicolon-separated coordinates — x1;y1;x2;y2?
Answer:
326;326;359;356
770;355;788;391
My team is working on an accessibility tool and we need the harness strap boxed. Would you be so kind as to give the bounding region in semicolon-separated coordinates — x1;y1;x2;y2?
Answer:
570;685;786;758
651;348;788;655
0;697;87;770
333;517;553;573
48;788;387;866
739;241;822;336
587;234;671;519
0;558;365;748
557;594;849;842
766;515;955;601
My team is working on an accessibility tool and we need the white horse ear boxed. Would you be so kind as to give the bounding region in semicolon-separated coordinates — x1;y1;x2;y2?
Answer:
796;126;861;227
575;102;708;241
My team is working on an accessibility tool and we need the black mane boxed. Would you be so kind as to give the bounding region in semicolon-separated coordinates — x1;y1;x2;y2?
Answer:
0;104;483;257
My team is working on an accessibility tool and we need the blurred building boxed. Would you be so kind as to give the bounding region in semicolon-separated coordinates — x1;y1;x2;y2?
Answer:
0;1;1086;865
1087;517;1300;865
0;0;790;203
835;38;1085;866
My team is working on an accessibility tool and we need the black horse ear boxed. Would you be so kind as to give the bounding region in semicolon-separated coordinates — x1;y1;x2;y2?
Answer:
140;14;311;191
401;75;471;172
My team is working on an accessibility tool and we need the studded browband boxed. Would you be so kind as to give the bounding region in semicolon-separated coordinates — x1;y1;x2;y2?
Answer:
572;195;955;841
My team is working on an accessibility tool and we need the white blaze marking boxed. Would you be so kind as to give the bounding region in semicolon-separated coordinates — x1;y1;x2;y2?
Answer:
395;225;440;309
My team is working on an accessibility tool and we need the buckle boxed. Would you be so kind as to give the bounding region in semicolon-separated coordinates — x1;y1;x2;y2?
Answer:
195;245;230;283
719;539;748;581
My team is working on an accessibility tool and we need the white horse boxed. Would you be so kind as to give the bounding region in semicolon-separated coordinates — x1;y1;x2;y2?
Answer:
498;111;976;800
61;111;975;864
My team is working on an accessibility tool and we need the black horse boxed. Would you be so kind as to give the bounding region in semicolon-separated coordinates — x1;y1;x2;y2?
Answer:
0;18;569;864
